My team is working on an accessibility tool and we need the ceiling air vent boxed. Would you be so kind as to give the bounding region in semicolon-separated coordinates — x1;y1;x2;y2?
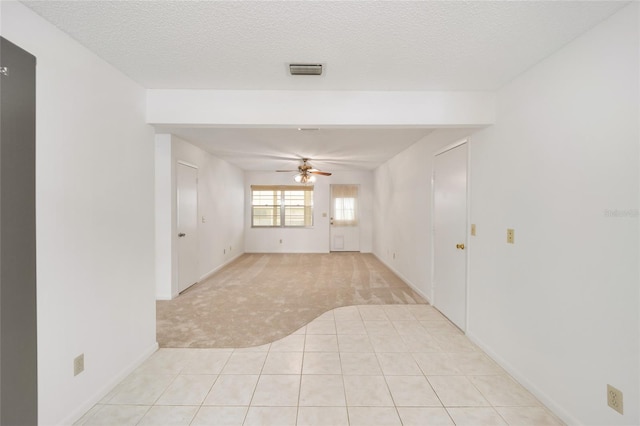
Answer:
289;63;323;76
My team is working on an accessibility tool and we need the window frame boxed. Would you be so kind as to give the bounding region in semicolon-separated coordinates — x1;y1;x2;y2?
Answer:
251;185;314;228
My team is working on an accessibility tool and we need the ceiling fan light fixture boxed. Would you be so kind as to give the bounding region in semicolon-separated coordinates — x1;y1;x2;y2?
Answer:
294;173;316;184
278;159;328;184
289;63;322;76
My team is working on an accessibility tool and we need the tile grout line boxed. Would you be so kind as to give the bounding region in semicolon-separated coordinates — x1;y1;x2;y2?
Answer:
242;345;269;425
388;306;419;425
80;305;564;426
294;327;309;426
132;405;153;426
187;350;231;425
341;306;365;426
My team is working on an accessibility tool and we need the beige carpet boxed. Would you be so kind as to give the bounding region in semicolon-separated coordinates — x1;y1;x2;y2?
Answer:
156;253;426;348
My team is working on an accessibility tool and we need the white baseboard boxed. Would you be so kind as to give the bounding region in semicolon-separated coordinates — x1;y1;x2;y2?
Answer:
371;251;572;423
372;252;432;304
62;341;159;425
155;293;173;301
198;252;244;282
243;250;373;254
244;250;330;254
157;253;246;301
466;332;578;426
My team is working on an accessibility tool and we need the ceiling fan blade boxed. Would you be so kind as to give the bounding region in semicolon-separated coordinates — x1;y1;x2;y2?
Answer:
276;169;297;172
310;171;332;176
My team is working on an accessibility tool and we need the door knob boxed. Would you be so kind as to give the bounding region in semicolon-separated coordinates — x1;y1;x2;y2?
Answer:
178;233;186;237
456;243;465;250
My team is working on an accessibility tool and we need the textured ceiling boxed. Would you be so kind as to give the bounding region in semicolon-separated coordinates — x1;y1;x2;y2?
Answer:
20;1;628;171
23;0;627;91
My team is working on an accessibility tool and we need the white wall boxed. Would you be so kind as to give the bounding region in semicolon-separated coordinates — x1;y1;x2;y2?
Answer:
1;2;157;425
373;129;476;300
245;170;373;253
155;134;173;299
147;89;495;127
155;135;245;299
468;4;638;425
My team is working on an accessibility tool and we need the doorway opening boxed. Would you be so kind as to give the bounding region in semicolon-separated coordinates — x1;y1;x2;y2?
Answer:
330;184;360;252
177;162;199;293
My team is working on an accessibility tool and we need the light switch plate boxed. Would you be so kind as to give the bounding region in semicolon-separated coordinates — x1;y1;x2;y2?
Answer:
471;224;476;236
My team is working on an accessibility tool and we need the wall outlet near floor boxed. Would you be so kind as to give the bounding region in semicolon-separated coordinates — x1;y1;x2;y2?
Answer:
223;249;226;254
507;228;515;244
607;384;623;414
393;252;396;259
74;354;84;376
471;224;476;236
279;239;283;244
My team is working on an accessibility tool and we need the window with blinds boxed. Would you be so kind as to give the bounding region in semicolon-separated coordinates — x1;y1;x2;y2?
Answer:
251;185;313;227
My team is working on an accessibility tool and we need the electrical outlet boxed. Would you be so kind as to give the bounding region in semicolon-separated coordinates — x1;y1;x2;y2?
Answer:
223;249;226;254
279;239;283;244
607;384;623;414
471;224;476;236
74;354;84;376
230;246;232;251
393;252;396;259
507;228;515;244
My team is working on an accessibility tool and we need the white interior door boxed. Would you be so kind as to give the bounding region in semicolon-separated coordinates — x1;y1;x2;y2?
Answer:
433;142;468;330
330;184;360;252
177;162;199;293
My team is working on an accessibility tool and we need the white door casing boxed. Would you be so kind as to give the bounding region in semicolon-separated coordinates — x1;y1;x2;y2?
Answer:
433;141;468;330
330;184;360;252
177;162;199;293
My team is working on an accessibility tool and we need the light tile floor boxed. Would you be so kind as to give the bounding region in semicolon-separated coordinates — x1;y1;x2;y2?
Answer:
75;305;564;426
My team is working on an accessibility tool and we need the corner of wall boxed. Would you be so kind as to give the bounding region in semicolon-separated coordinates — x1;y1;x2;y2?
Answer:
63;342;159;425
372;252;432;305
465;331;580;425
